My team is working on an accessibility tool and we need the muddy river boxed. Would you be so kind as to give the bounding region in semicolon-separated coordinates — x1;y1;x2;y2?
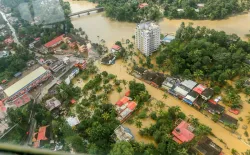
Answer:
66;0;250;48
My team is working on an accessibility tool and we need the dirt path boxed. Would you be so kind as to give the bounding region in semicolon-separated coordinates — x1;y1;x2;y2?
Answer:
97;60;250;154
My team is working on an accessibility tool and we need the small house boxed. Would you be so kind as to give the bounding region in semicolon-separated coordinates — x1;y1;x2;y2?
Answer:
201;88;214;100
101;54;116;65
139;3;148;9
197;3;205;8
205;99;225;115
193;84;206;95
113;125;134;142
219;113;238;126
174;85;190;99
66;116;80;127
33;125;50;148
172;120;195;144
111;45;121;53
193;96;206;110
142;71;157;82
183;90;199;105
133;66;146;78
161;35;175;43
151;73;165;88
162;77;181;91
194;136;222;155
45;97;61;111
181;80;198;91
0;51;9;58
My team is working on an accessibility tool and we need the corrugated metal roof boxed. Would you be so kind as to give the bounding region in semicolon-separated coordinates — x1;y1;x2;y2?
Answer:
4;67;47;97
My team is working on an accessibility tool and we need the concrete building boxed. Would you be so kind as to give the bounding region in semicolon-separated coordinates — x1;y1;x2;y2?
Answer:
3;67;51;102
135;21;160;56
0;50;9;58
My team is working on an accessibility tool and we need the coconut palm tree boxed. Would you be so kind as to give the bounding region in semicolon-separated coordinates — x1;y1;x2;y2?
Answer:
177;148;189;155
116;86;122;97
162;93;168;100
102;112;110;121
246;112;250;124
135;120;142;128
231;148;239;155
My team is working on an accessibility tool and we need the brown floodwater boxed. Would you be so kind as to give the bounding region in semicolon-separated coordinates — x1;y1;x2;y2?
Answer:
66;0;250;48
66;0;250;153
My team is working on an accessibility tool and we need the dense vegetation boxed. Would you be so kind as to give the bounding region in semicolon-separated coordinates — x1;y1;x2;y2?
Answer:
156;23;250;84
88;0;250;22
0;46;34;81
88;0;163;22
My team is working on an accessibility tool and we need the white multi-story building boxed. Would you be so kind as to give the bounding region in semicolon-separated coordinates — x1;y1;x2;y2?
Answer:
135;21;160;56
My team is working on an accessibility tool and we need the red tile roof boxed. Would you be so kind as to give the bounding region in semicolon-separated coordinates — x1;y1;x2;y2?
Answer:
125;90;130;97
4;38;14;44
229;109;239;115
139;3;148;8
127;101;137;110
112;45;121;51
209;99;217;105
37;126;48;141
116;96;129;106
71;99;76;104
35;37;40;41
193;84;206;94
44;34;64;48
172;121;195;144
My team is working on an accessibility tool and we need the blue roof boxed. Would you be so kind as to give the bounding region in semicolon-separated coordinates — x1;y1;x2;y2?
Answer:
14;72;22;77
163;35;175;42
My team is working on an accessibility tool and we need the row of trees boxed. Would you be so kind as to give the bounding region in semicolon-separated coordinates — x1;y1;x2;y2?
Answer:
156;23;250;85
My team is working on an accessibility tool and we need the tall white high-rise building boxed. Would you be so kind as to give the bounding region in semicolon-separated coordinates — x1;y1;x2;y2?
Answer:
135;21;160;56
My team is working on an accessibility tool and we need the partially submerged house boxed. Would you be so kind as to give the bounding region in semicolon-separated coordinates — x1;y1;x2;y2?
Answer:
174;80;197;99
44;34;64;49
162;77;181;91
194;137;223;155
151;73;165;88
193;84;206;95
183;90;199;105
201;88;214;100
113;125;134;142
111;45;121;53
161;35;175;44
219;113;238;126
115;96;137;123
101;54;116;65
193;96;206;110
133;66;146;78
172;120;195;144
205;99;225;115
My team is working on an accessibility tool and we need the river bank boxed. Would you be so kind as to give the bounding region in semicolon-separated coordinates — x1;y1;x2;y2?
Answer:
66;0;250;48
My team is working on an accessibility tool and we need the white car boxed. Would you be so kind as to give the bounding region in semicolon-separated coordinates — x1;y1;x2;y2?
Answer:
214;96;222;103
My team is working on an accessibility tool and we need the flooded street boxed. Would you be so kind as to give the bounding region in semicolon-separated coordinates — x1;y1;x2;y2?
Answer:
66;0;250;48
66;0;250;153
97;60;249;154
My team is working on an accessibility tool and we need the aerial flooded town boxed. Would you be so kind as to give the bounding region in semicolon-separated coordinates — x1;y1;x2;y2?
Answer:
0;0;250;154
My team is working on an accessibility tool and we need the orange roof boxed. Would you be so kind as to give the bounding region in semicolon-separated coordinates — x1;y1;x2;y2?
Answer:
193;84;206;94
172;121;195;143
1;80;7;83
229;109;239;115
112;45;121;51
139;3;148;8
71;99;76;104
127;101;137;110
209;99;217;105
125;90;130;97
116;96;129;106
44;34;64;48
37;126;48;141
